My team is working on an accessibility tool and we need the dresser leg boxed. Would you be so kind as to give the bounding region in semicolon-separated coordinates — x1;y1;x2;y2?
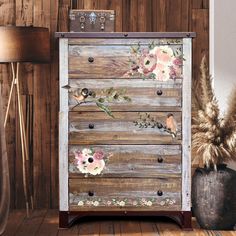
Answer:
59;211;70;229
181;211;192;231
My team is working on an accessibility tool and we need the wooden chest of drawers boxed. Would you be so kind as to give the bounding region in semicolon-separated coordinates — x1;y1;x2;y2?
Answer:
56;32;195;229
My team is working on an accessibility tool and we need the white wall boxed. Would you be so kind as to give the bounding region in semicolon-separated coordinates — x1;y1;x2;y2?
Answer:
210;0;236;168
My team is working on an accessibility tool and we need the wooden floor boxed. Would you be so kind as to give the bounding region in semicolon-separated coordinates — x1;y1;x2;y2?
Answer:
2;210;236;236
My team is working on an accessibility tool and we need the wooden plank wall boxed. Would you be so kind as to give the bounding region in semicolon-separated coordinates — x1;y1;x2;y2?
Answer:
0;0;209;209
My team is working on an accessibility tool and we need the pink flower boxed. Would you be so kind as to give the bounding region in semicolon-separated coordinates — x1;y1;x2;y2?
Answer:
154;46;173;63
93;150;104;160
139;53;157;75
75;151;83;160
173;58;182;66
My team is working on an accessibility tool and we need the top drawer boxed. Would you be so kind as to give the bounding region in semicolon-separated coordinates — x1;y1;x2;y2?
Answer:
68;41;184;80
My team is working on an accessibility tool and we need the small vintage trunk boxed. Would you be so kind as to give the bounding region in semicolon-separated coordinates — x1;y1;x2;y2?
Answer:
69;10;115;32
56;32;195;230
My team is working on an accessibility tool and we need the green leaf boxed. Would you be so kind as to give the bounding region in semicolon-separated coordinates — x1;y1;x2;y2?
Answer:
98;97;105;103
96;102;114;118
123;96;132;102
106;87;114;95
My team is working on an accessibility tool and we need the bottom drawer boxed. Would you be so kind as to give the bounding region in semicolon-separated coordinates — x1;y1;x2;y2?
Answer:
69;178;181;211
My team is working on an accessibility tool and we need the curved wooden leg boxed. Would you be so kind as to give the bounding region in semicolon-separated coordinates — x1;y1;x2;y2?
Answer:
59;211;70;228
181;211;192;231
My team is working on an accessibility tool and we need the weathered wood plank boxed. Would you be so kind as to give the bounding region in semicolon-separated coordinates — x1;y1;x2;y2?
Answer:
77;221;99;236
99;221;114;236
69;145;181;178
166;0;182;31
36;209;59;236
120;221;142;236
140;221;159;236
16;209;47;236
68;44;182;79
0;0;16;209
191;9;209;81
68;38;183;45
2;210;26;236
69;178;181;211
33;0;51;208
68;79;182;111
59;39;69;212
50;0;59;209
69;111;182;145
192;0;209;9
153;0;167;32
181;38;192;211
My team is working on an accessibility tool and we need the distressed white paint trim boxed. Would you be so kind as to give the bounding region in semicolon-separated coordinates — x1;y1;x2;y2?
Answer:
182;38;192;211
59;39;69;211
209;0;215;79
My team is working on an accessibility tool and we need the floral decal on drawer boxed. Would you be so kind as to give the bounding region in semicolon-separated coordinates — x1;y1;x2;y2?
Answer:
69;193;177;208
74;148;111;176
124;43;183;81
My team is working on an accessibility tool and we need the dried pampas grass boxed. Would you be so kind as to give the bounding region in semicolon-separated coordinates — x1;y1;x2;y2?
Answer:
192;56;236;170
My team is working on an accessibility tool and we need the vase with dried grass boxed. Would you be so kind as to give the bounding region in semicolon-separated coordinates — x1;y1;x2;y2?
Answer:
191;56;236;230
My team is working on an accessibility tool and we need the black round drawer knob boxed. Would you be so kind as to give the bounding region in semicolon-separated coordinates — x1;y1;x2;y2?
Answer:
88;191;94;197
156;90;163;96
88;57;94;63
157;190;163;196
158;157;163;163
88;124;94;129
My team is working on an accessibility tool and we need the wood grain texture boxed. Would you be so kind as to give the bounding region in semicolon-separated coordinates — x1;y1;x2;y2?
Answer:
59;39;69;211
4;210;236;235
191;9;209;80
69;145;181;178
0;0;17;209
69;111;182;145
0;0;209;209
182;38;192;211
69;178;181;211
33;0;51;208
68;44;182;79
68;79;182;111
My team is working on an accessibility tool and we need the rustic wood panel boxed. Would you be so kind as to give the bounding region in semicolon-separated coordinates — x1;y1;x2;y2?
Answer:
68;79;182;111
69;111;182;145
68;44;183;79
191;9;209;81
0;0;209;208
4;210;236;235
69;145;181;178
69;178;181;211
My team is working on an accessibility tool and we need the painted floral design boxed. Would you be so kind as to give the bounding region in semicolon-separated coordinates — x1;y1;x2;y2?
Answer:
69;193;177;207
124;43;183;81
74;148;111;176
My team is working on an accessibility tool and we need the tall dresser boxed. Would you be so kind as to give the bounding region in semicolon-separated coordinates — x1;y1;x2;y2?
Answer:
55;32;195;229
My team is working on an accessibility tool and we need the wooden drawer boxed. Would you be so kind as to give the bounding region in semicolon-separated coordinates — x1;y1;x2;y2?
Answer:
69;145;181;178
68;43;183;79
68;79;182;112
69;111;182;145
69;178;181;211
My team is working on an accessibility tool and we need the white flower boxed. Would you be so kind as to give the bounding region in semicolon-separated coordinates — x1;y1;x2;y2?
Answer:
169;200;174;205
82;148;92;156
119;201;125;206
77;201;84;206
93;201;99;206
86;200;92;205
146;201;153;206
160;201;165;206
107;201;112;206
132;201;138;206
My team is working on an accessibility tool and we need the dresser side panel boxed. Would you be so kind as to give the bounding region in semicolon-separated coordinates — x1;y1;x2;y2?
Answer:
182;38;192;211
59;38;69;211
